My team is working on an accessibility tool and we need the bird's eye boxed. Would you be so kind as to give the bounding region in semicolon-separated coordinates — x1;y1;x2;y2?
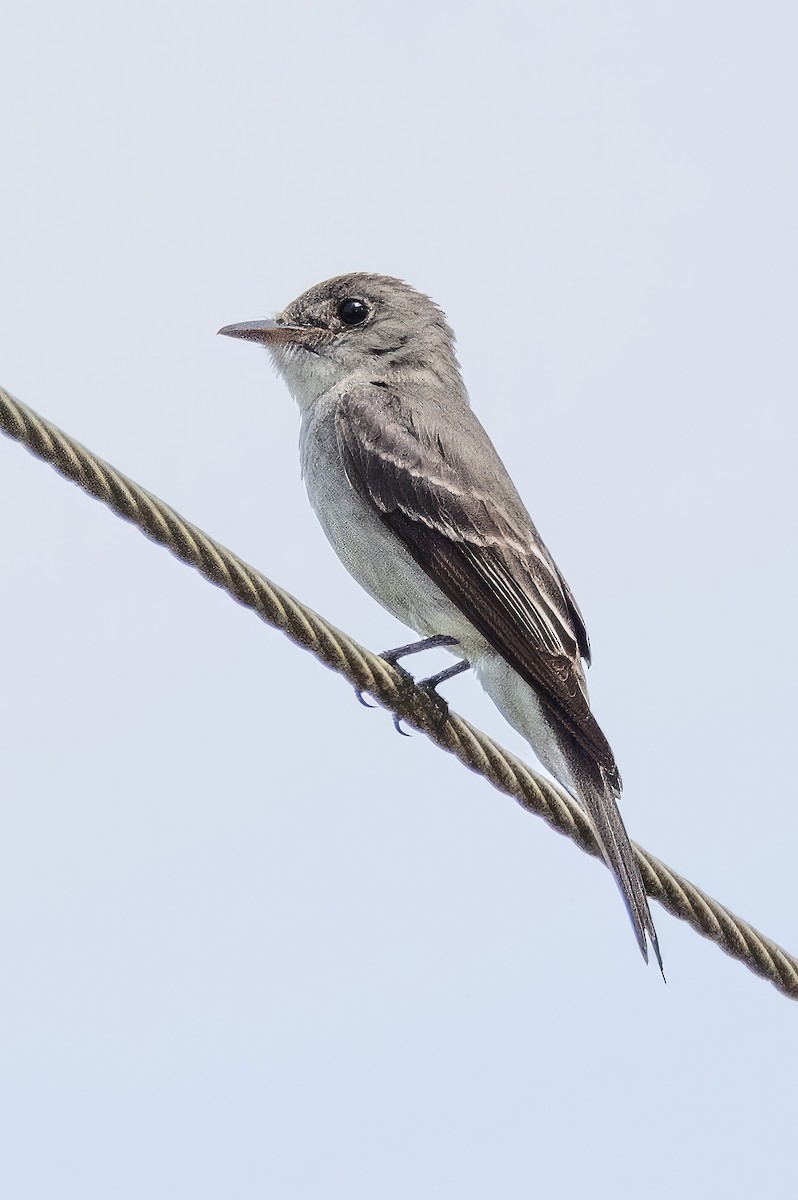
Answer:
338;298;369;326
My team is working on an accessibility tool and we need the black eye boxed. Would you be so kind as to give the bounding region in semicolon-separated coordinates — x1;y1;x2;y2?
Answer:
338;298;369;326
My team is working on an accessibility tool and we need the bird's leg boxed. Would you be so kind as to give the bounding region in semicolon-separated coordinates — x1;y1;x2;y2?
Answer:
386;655;471;736
396;658;471;733
355;634;462;727
417;658;471;693
380;633;459;665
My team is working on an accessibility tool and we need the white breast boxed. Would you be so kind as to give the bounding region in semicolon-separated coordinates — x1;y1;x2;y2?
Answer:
298;401;487;659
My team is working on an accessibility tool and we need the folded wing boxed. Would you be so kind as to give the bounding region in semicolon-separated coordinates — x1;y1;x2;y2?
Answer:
335;384;617;783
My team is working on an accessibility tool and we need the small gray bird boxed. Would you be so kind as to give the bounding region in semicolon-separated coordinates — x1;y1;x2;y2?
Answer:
220;273;662;970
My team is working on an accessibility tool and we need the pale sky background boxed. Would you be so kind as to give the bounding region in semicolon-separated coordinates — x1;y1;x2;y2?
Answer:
1;3;797;1197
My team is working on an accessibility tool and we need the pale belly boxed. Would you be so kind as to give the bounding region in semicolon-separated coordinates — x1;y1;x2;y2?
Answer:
299;407;488;660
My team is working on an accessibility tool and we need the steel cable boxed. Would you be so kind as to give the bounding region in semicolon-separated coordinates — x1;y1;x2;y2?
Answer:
1;384;796;999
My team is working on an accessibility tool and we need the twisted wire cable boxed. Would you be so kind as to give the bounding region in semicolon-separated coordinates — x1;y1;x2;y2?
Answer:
1;384;796;1000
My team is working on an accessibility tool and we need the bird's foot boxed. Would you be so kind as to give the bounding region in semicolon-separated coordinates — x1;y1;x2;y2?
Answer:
354;656;415;715
412;660;471;731
353;635;458;710
355;637;467;736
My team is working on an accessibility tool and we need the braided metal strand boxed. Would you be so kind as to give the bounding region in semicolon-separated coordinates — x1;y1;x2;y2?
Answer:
1;385;796;999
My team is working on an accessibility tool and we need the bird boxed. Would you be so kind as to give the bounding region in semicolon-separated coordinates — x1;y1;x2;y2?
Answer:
219;272;662;971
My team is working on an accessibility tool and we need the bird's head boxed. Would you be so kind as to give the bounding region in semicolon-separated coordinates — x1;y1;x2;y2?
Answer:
219;272;460;409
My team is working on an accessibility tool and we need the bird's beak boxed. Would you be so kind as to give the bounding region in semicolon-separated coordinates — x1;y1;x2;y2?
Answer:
217;319;309;346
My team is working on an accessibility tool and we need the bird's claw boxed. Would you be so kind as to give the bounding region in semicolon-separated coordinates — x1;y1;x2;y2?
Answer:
391;676;453;736
354;657;413;724
355;642;467;736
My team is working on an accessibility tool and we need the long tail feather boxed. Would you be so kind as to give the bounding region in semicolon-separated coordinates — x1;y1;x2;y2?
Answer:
569;755;663;975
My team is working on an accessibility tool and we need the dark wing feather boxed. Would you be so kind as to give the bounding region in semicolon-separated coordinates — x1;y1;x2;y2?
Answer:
335;386;616;779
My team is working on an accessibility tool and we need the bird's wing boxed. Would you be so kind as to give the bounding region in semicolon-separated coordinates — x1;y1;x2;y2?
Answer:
336;385;665;970
335;385;615;777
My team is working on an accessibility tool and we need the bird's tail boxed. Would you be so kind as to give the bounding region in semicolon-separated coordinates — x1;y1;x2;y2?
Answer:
567;751;663;975
473;655;662;970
